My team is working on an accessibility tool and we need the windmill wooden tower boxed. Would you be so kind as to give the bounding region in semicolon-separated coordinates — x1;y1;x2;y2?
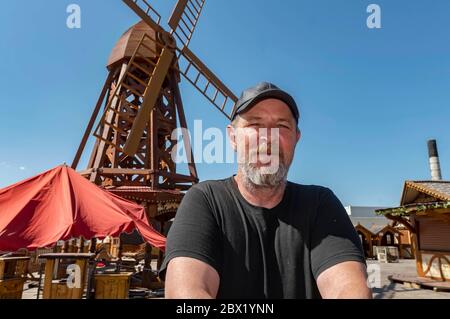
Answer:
71;0;237;227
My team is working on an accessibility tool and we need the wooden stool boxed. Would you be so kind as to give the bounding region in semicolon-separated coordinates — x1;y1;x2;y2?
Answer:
0;256;30;299
94;272;133;299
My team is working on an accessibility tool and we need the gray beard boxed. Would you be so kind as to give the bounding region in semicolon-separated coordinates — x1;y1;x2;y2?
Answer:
239;161;289;190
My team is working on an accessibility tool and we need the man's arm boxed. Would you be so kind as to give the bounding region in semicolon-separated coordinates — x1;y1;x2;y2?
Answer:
165;257;220;299
158;184;223;298
316;261;372;299
311;188;371;299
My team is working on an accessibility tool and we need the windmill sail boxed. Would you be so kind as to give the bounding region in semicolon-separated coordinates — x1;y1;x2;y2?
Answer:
168;0;206;48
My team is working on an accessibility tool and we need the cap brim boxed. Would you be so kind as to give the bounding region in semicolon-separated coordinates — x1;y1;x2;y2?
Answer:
232;89;299;123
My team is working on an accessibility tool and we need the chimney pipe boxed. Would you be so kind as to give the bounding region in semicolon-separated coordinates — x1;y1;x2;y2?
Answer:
428;139;442;181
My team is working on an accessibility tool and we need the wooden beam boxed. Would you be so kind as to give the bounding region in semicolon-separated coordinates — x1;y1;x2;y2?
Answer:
159;171;198;183
97;168;154;175
71;72;114;169
78;168;94;176
172;73;198;181
168;0;189;31
181;46;238;102
385;214;416;233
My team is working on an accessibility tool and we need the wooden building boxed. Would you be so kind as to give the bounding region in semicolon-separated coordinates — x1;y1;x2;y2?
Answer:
347;208;408;259
372;224;401;250
352;219;404;259
377;181;450;281
354;223;375;258
392;220;415;258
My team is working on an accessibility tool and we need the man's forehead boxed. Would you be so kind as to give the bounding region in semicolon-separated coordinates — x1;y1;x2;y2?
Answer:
242;115;292;122
240;100;295;121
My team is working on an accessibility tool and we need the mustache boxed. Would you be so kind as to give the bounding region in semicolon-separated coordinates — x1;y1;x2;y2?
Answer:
248;144;282;158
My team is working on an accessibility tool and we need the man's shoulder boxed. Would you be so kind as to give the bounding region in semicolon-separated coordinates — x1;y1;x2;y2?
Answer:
187;177;232;196
287;181;332;196
286;182;338;207
180;178;233;215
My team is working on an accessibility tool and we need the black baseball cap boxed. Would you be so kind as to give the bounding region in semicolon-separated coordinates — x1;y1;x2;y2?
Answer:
231;82;299;124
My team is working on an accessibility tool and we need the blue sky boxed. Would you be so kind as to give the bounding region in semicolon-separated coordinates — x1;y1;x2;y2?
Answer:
1;0;450;207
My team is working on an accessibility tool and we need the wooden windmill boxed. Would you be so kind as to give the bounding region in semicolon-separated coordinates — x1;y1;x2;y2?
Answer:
71;0;237;225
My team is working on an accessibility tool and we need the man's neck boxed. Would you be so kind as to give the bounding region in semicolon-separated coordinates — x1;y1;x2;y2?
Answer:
234;172;286;209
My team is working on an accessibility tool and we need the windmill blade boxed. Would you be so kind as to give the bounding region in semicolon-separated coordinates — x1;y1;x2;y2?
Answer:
174;46;237;119
94;33;175;157
168;0;206;48
123;46;175;156
122;0;164;34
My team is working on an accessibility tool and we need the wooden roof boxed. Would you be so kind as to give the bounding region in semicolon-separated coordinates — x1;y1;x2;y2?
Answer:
371;224;401;235
107;20;159;70
400;181;450;205
350;217;391;233
354;223;375;236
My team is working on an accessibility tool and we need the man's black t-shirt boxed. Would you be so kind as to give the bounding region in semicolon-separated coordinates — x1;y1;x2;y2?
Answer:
159;177;365;299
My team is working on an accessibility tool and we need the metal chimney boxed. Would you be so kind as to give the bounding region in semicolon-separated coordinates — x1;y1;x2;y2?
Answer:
427;139;442;181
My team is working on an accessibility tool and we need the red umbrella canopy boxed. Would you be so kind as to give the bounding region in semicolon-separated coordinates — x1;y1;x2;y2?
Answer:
0;165;166;251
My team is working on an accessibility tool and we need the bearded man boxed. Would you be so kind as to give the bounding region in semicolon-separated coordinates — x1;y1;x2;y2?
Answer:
159;82;372;299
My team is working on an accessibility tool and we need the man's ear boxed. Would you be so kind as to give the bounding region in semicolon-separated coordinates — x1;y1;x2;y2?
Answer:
296;128;301;143
227;125;237;151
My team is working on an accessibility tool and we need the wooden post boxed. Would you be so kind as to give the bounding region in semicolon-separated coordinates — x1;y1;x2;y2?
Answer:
61;241;68;253
77;236;84;253
42;259;55;299
172;73;198;181
89;238;97;254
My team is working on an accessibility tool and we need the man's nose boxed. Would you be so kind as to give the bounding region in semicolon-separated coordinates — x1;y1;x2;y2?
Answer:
257;128;278;142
